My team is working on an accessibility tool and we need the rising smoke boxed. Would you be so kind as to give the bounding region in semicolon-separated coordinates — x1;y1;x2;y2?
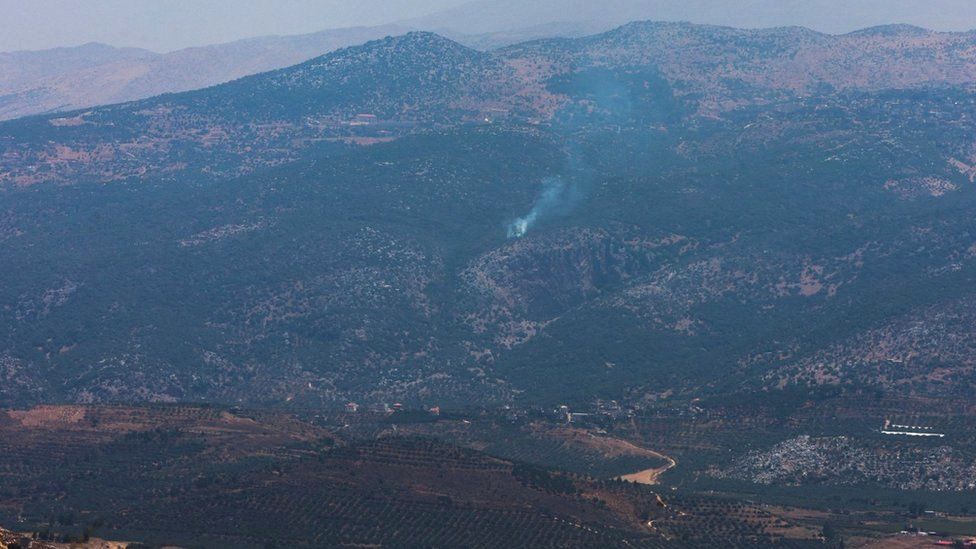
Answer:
505;70;634;239
507;176;579;238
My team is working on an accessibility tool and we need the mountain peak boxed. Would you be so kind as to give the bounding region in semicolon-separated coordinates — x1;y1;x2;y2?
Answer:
188;29;500;122
361;31;476;56
397;30;456;43
294;30;481;72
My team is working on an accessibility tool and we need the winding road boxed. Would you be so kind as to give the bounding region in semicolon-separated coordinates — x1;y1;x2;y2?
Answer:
617;445;677;485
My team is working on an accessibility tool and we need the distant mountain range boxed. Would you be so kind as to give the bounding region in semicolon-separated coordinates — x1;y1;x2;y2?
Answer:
0;22;606;122
410;0;976;34
3;21;974;186
0;26;411;121
6;0;976;123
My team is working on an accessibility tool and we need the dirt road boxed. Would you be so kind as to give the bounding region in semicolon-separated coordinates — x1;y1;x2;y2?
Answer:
617;445;677;485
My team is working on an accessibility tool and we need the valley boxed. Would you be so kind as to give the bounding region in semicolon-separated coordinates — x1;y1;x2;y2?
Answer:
2;401;975;547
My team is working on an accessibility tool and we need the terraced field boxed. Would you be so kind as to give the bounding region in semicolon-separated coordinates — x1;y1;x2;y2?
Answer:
4;404;929;548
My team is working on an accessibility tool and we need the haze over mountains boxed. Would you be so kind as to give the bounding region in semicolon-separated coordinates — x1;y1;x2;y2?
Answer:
0;22;610;121
3;0;976;122
412;0;976;35
0;26;410;121
4;21;975;187
7;0;976;53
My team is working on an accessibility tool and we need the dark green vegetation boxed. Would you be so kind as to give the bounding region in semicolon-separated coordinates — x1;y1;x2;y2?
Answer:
0;128;566;406
4;23;976;409
4;82;976;408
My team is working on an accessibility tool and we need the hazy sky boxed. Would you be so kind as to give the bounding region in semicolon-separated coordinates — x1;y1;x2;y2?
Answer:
0;0;469;52
419;0;976;35
3;0;976;53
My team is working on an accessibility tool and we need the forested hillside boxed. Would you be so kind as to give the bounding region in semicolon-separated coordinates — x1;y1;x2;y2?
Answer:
2;22;976;408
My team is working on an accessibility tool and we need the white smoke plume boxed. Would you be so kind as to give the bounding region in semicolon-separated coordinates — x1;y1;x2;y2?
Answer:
507;176;577;238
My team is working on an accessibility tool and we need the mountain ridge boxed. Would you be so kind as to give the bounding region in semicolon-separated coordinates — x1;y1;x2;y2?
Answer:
407;0;976;35
4;20;976;188
2;19;976;410
0;22;613;123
